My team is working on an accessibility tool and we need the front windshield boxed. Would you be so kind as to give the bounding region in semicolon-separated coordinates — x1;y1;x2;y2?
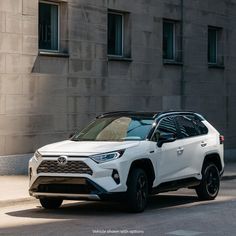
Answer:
72;116;154;141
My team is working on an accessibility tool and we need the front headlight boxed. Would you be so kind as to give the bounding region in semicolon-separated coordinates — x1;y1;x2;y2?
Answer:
90;150;125;164
34;150;42;161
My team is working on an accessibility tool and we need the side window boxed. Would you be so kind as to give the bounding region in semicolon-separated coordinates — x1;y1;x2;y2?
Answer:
152;116;177;142
176;116;199;138
194;118;208;135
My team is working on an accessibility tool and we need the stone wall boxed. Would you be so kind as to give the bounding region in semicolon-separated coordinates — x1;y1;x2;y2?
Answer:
0;0;235;157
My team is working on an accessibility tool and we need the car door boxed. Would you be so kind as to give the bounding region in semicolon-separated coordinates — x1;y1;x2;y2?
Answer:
154;115;185;183
174;115;207;178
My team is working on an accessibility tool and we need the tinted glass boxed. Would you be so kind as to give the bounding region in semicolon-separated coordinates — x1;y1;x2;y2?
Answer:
72;116;154;141
176;115;199;138
152;116;177;142
194;118;208;135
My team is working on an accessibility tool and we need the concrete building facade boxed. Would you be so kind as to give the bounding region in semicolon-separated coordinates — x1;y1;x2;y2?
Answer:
0;0;236;172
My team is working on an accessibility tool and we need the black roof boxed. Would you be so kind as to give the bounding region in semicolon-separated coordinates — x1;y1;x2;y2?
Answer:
97;110;203;120
98;111;159;119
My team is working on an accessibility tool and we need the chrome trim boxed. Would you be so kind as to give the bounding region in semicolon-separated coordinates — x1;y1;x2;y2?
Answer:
30;192;100;200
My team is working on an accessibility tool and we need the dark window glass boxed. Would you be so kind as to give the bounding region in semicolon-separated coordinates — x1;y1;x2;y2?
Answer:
72;116;154;141
39;2;59;51
156;116;177;137
163;21;175;60
208;28;217;64
108;13;123;56
194;119;208;135
176;116;199;138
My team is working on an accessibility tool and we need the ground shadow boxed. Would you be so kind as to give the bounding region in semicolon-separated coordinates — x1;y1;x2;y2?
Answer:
6;193;199;220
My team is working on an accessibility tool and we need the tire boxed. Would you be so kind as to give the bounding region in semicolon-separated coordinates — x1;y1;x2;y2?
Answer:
196;163;220;200
39;198;63;209
126;168;148;213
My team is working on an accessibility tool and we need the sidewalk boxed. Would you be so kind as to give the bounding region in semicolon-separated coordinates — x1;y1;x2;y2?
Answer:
0;176;35;207
0;163;236;207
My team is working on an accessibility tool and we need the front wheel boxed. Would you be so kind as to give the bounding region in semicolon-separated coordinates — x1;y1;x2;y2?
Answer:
126;168;148;213
196;163;220;200
39;198;63;209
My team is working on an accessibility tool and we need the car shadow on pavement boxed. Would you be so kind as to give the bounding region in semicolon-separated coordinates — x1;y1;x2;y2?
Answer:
6;193;199;220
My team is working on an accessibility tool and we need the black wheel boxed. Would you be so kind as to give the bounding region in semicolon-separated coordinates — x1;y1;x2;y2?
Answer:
196;163;220;200
39;198;63;209
126;168;148;213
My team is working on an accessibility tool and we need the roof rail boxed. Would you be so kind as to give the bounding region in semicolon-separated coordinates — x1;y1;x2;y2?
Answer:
96;111;135;118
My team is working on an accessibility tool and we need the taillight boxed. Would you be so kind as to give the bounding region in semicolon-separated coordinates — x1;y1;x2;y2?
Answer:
220;135;224;144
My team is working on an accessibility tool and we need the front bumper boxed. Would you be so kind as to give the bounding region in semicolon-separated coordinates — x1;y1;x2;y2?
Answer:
29;154;131;199
29;176;126;201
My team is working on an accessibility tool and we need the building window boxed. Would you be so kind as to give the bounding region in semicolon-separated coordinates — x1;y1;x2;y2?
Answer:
208;27;223;65
208;28;217;64
163;21;175;60
163;20;182;63
39;2;59;51
108;12;123;56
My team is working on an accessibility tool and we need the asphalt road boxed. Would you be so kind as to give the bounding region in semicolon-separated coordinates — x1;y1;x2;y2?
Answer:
0;180;236;236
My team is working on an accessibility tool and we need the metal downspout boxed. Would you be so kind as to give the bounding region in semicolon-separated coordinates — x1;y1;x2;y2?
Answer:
180;0;185;110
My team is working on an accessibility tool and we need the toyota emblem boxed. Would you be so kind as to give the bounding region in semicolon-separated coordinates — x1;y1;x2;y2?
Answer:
57;156;68;165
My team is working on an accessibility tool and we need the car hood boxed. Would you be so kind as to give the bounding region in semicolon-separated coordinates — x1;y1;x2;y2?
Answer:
38;140;141;156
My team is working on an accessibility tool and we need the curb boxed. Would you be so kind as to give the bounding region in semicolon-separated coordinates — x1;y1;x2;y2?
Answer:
222;175;236;181
0;197;36;208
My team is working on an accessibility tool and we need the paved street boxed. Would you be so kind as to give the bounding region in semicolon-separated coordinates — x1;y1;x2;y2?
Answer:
0;179;235;236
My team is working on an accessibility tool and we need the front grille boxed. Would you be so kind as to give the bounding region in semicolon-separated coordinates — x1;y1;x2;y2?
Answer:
37;160;93;175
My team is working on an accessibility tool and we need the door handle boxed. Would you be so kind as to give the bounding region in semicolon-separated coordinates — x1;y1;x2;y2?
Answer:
177;147;184;155
201;142;207;147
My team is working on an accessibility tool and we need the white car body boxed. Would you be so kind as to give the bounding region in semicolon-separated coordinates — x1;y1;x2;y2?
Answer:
29;111;224;211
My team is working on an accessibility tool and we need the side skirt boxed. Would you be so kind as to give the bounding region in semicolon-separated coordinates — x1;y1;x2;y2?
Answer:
151;177;201;195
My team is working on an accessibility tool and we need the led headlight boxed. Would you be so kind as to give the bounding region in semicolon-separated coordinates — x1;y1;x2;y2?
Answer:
34;150;42;161
90;150;125;164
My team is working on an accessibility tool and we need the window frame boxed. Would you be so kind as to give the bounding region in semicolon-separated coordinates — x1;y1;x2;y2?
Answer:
208;27;218;65
208;26;224;67
39;1;60;53
163;20;176;61
107;11;124;57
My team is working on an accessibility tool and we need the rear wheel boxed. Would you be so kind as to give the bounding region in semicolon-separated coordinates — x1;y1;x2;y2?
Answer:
196;163;220;200
39;198;63;209
126;168;148;213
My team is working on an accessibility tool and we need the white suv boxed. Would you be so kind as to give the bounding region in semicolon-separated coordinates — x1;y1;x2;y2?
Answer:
29;111;224;212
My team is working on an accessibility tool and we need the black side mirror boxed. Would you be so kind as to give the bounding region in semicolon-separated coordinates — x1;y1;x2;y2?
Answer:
157;132;176;148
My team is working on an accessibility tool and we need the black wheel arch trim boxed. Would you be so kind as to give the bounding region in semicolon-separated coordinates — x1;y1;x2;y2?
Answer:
127;159;156;192
202;153;223;173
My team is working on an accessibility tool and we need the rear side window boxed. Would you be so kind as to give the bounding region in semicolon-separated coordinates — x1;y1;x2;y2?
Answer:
176;115;199;138
193;118;208;135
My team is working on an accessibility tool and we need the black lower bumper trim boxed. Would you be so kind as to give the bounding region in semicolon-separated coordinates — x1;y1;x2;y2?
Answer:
30;176;107;196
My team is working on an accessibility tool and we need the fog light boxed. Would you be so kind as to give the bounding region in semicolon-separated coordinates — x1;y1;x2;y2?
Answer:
112;169;120;184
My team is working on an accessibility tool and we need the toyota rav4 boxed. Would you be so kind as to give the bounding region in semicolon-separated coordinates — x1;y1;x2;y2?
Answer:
29;111;224;212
